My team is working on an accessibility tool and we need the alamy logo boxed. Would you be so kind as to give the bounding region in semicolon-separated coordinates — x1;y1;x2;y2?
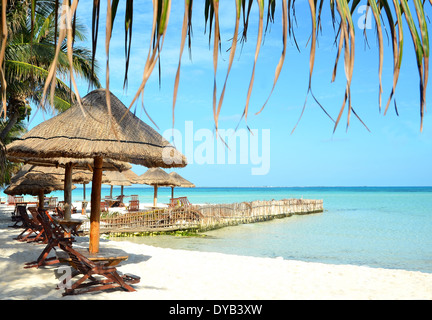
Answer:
357;5;373;30
162;121;270;176
56;266;72;289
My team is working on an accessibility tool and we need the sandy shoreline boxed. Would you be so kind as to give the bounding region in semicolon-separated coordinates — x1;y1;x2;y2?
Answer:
0;204;431;300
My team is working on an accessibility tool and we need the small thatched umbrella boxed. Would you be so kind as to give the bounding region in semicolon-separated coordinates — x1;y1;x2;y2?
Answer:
4;164;76;208
7;89;186;253
135;168;180;207
122;169;139;184
168;172;195;199
102;170;136;198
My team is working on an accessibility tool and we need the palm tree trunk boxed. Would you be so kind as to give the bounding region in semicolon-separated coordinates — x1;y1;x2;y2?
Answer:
0;96;26;142
0;110;19;142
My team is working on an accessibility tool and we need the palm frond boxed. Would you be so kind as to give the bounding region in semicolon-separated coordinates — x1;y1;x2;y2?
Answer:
241;0;264;126
125;0;171;130
2;0;432;133
0;0;8;119
256;0;287;116
172;0;193;128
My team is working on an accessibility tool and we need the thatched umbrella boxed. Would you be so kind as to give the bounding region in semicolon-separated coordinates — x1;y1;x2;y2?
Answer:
4;164;76;208
7;156;131;214
122;169;139;183
168;172;195;199
7;89;186;253
7;156;131;172
39;164;94;202
135;168;180;207
102;170;135;198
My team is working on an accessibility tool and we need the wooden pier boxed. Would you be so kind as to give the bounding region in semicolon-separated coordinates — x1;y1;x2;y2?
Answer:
80;198;324;236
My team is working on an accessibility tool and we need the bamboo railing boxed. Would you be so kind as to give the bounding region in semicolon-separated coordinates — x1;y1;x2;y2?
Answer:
197;198;323;231
80;198;323;235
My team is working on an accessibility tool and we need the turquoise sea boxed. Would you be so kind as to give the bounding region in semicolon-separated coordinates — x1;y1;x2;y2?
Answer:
2;186;432;273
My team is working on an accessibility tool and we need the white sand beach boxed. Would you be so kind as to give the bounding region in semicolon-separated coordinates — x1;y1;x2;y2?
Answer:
1;203;431;300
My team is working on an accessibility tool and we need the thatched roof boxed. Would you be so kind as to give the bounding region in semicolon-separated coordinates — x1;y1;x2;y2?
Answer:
6;89;187;168
135;168;179;186
7;155;131;172
121;169;139;182
169;172;195;188
102;170;134;186
32;166;94;184
4;164;76;196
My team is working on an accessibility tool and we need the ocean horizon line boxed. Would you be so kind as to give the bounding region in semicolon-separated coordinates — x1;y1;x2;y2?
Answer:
87;185;432;189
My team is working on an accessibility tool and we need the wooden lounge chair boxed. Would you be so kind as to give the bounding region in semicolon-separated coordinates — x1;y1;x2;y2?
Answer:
24;209;74;269
100;201;109;212
116;195;125;207
26;207;48;243
55;206;65;219
7;195;16;206
128;195;139;212
107;195;125;208
169;196;192;208
9;204;25;228
13;196;24;205
14;205;45;243
128;200;139;212
57;201;78;214
47;197;58;211
58;242;140;296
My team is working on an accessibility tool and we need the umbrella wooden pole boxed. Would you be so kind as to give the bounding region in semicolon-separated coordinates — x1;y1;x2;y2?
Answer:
38;189;44;209
89;156;103;254
63;163;73;220
153;185;158;207
171;186;174;199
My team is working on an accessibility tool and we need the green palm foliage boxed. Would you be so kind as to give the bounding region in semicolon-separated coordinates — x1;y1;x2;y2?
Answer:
0;0;100;186
0;120;25;187
0;0;100;140
0;0;430;132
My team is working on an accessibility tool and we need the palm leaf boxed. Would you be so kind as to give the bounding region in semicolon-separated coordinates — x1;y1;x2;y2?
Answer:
0;0;7;119
105;0;113;126
172;0;192;128
211;0;220;132
413;0;429;131
215;0;241;131
240;0;253;44
2;0;432;134
242;0;264;125
41;0;67;111
382;0;403;116
331;0;358;132
91;0;101;76
292;0;335;134
65;0;83;115
256;0;287;116
367;0;383;111
125;0;171;130
400;0;426;131
123;0;133;88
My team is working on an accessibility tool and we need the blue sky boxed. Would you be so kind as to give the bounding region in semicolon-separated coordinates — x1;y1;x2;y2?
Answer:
28;1;432;187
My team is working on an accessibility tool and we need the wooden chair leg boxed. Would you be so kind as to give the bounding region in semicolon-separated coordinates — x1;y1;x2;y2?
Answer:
63;274;119;296
62;270;139;295
15;228;35;241
106;271;136;292
24;243;59;268
25;228;45;243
